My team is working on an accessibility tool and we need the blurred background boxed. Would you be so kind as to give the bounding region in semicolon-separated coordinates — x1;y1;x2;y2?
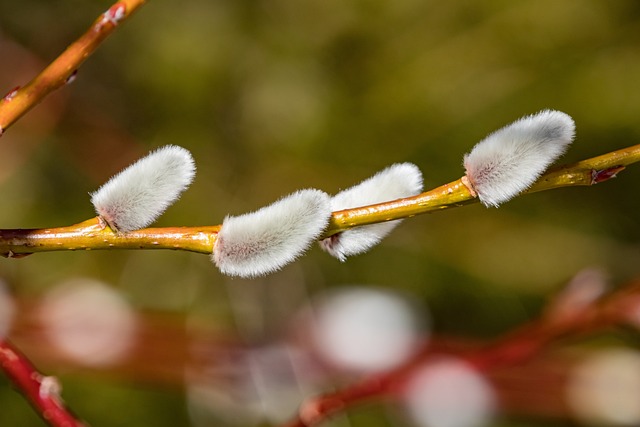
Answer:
1;0;640;426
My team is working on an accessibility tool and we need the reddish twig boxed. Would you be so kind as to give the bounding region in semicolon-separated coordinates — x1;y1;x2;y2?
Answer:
283;278;640;427
0;0;146;136
0;339;84;427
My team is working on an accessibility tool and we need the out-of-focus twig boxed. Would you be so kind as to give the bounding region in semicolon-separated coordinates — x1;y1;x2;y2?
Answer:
0;0;146;136
0;339;84;427
282;278;640;427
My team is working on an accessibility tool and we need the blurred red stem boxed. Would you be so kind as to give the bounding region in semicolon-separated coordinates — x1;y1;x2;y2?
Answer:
0;339;84;427
283;281;634;427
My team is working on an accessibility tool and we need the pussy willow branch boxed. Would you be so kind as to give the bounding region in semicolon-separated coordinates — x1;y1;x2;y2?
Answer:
0;0;146;136
325;143;639;235
0;218;220;257
0;144;638;257
0;339;85;427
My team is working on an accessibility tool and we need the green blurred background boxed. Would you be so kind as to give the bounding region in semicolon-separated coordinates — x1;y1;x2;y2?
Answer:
1;1;640;426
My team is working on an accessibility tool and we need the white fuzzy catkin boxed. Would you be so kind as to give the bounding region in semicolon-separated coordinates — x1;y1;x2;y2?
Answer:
463;109;575;207
212;189;332;278
90;145;196;232
319;163;423;262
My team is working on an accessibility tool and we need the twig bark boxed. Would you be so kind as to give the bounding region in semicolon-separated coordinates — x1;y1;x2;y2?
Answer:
0;339;85;427
0;218;220;257
325;143;639;235
0;144;637;257
0;0;146;136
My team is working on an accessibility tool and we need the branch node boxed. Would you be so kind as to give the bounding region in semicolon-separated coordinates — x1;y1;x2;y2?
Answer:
461;175;477;197
4;250;32;259
2;86;20;103
96;215;108;231
0;346;18;362
299;396;344;427
95;2;127;30
65;70;78;85
39;376;62;401
591;165;625;184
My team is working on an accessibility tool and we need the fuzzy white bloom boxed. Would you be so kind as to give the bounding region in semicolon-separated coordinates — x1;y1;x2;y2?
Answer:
311;287;423;373
90;145;196;233
463;110;575;207
212;189;332;278
404;358;496;427
567;348;640;425
40;278;137;367
319;163;423;261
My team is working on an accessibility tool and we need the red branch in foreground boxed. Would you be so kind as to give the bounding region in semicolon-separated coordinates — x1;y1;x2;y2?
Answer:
283;276;640;427
0;339;84;427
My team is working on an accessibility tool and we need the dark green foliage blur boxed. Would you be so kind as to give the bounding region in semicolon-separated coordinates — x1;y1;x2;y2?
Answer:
1;1;640;426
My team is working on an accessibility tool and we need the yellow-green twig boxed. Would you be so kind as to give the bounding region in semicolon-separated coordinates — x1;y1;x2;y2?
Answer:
325;143;640;236
0;0;146;135
0;218;219;257
0;144;638;258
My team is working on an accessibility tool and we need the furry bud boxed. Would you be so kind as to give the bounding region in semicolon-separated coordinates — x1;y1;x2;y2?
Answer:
213;189;332;278
90;145;196;232
320;163;423;261
463;110;575;207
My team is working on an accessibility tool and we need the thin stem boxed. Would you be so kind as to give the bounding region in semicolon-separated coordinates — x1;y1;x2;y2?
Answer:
0;144;638;256
0;339;85;427
0;218;220;257
0;0;146;136
324;143;640;236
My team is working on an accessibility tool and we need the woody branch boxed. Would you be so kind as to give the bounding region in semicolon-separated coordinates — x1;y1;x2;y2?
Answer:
0;143;637;257
0;339;84;427
0;0;146;136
